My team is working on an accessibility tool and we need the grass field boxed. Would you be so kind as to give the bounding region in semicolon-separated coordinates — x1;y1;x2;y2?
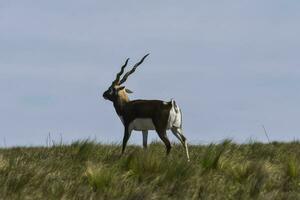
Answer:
0;140;300;199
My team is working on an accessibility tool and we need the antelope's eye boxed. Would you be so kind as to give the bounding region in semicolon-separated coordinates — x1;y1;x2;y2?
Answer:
109;88;114;95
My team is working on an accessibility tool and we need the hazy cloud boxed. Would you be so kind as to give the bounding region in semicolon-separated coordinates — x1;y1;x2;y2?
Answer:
1;1;300;146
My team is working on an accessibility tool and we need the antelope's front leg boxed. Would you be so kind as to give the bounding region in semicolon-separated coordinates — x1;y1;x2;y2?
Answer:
142;130;148;149
122;126;131;154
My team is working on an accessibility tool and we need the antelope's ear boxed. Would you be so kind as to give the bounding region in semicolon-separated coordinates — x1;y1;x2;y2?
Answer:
125;88;133;93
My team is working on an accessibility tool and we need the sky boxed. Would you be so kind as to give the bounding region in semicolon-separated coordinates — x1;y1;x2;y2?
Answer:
0;0;300;147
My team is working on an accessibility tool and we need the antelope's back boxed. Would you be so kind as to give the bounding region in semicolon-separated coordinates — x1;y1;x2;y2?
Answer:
125;100;172;118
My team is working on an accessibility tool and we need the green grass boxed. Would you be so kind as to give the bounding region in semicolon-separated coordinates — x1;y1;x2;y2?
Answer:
1;140;300;199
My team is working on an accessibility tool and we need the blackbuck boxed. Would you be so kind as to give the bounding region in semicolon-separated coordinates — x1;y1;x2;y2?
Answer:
102;54;190;161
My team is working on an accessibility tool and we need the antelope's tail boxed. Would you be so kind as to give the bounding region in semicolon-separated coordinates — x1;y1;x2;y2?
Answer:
171;99;183;128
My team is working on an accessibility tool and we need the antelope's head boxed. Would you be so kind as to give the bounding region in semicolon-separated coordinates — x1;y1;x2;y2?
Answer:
103;54;149;102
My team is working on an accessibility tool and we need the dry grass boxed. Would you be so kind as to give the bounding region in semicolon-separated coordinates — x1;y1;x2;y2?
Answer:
0;140;300;199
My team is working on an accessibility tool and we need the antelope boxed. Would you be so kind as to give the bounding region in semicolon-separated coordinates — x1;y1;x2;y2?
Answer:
102;54;190;161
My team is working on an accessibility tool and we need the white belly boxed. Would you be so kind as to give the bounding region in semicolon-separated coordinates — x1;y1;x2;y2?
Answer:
129;118;156;131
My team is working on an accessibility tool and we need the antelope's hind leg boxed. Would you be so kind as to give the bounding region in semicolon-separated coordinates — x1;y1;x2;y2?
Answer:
153;116;171;155
156;130;171;155
171;127;190;161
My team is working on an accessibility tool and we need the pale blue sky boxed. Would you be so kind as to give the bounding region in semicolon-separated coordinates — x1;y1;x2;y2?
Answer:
1;1;300;146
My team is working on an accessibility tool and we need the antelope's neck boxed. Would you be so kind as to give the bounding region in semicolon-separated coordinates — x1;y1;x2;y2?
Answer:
113;96;130;116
